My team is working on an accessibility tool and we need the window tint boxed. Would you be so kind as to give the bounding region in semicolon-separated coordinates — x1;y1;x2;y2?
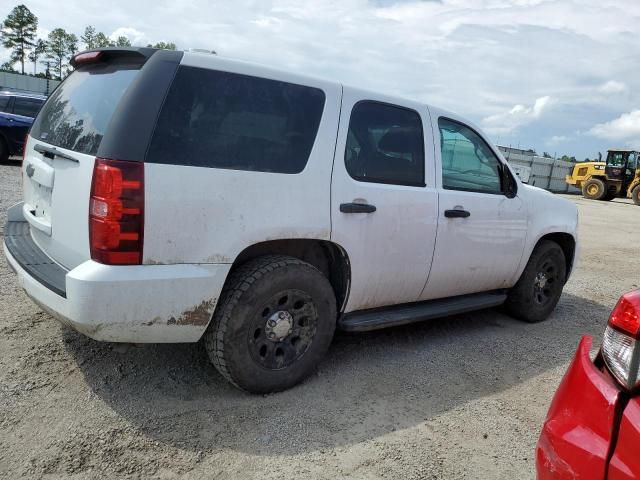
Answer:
147;66;326;173
438;118;503;194
31;64;141;155
0;96;10;112
345;101;425;186
13;97;44;118
607;151;625;167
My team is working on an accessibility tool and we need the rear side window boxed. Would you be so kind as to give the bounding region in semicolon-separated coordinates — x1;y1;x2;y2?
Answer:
345;101;425;187
31;64;141;155
147;66;326;173
13;97;44;118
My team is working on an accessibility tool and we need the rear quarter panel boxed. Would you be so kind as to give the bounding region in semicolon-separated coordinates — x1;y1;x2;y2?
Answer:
608;398;640;480
142;54;342;264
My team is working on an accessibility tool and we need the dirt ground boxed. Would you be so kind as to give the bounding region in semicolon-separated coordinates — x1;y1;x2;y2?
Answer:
1;159;638;479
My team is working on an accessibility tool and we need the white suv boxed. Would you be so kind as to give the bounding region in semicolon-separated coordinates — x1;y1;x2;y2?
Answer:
4;47;579;393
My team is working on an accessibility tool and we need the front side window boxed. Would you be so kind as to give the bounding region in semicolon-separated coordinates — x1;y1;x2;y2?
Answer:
147;66;326;173
439;118;503;194
13;97;44;118
0;96;10;113
345;101;425;186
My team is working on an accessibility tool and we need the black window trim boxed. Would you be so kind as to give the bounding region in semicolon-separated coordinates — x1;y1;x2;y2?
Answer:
438;116;514;197
345;99;427;188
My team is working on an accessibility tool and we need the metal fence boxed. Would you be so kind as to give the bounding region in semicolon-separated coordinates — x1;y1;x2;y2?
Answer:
498;147;580;194
0;72;60;96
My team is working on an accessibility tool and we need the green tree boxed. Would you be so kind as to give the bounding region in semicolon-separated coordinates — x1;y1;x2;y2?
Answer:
115;35;131;47
94;32;114;47
27;38;46;74
81;25;97;49
149;41;176;50
1;61;16;72
1;4;38;74
45;28;76;80
542;152;552;158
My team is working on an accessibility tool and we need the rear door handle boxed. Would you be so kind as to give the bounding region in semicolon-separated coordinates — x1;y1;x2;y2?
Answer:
444;209;470;218
340;202;376;214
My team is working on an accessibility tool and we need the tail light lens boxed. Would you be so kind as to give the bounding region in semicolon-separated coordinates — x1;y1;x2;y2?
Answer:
89;158;144;265
602;290;640;389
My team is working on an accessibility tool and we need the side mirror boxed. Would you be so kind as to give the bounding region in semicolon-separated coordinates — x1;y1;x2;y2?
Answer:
503;166;517;198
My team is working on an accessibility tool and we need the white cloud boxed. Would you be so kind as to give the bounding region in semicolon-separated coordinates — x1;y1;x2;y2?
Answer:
109;27;146;45
547;135;568;145
481;96;554;135
588;110;640;140
598;80;627;95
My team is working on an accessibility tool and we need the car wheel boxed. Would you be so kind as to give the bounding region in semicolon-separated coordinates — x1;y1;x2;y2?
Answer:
632;185;640;206
582;178;606;200
505;240;566;323
203;255;337;393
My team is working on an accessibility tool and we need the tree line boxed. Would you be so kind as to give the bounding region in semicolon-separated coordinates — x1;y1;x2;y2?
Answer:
1;4;177;80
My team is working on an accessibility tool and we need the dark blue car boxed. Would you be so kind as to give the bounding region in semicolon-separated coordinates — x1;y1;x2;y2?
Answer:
0;91;46;162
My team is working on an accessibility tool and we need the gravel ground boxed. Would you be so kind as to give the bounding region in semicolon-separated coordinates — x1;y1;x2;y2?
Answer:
1;159;638;479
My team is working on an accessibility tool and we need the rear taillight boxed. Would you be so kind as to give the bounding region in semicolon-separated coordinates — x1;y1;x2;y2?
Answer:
89;158;144;265
602;290;640;389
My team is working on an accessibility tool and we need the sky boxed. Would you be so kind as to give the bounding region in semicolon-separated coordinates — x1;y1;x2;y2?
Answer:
1;0;639;159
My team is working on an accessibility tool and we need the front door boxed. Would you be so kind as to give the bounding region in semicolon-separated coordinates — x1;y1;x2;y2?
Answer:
330;92;439;312
420;115;527;301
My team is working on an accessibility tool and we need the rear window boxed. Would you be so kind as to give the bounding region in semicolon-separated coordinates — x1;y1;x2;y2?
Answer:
146;66;326;174
31;64;141;156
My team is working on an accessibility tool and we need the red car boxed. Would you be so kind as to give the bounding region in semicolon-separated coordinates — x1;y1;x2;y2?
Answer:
537;290;640;479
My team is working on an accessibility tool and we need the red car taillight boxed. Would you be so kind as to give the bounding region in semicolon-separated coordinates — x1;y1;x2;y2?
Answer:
89;158;144;265
602;290;640;389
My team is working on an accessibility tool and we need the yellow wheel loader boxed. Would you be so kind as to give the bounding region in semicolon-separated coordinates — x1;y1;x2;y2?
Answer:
566;149;640;205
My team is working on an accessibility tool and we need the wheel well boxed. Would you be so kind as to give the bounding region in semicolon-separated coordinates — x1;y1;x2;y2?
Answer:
538;233;576;279
233;239;351;312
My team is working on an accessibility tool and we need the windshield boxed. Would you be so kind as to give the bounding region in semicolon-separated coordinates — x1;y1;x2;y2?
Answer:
30;64;141;156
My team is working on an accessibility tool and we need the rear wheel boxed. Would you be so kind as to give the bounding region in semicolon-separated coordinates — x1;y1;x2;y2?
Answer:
505;240;566;323
632;185;640;206
203;255;337;393
582;178;606;200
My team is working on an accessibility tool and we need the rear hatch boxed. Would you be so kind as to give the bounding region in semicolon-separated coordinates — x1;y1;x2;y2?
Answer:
23;48;180;269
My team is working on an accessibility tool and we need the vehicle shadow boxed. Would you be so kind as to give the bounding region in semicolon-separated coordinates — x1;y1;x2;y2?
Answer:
62;292;610;456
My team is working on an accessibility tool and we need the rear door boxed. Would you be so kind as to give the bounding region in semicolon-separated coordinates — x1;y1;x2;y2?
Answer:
24;55;147;269
330;90;438;312
419;113;527;300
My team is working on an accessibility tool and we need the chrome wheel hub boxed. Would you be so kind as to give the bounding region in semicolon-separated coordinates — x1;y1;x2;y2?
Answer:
265;310;293;341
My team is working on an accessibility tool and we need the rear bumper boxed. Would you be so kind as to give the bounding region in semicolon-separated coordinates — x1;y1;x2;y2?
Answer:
536;336;622;480
4;207;231;343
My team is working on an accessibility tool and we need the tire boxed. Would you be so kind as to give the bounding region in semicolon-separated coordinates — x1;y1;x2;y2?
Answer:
582;178;606;200
632;185;640;206
505;240;566;323
203;255;337;393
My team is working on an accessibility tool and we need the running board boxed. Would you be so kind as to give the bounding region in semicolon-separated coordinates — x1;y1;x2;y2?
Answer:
338;291;507;332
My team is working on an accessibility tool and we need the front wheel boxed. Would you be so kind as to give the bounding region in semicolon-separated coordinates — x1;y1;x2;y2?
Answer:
203;255;337;393
632;185;640;206
582;178;606;200
505;240;566;323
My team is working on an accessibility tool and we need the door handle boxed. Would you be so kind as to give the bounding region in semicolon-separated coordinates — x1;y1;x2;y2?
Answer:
340;202;376;214
444;209;470;218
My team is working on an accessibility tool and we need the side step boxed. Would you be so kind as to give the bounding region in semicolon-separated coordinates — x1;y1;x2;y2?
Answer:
338;291;508;332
